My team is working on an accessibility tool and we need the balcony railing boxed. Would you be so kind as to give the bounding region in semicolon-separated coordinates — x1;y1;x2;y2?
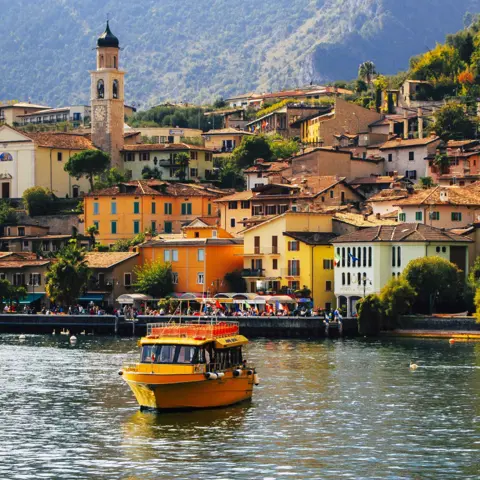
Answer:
242;268;265;277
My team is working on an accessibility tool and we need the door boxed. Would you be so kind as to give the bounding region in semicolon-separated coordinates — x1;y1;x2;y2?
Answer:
450;246;466;273
164;221;172;234
1;182;10;198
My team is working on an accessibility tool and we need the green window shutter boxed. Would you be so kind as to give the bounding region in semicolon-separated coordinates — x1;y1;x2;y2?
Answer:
111;221;117;234
133;202;140;214
133;221;140;234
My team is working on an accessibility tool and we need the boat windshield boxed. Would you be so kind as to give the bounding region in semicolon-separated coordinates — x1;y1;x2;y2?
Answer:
141;344;201;364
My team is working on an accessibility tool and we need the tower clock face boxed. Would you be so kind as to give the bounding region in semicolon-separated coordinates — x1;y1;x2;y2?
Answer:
94;106;107;121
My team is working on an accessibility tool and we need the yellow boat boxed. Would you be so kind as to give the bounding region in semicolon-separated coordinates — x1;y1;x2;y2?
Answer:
120;320;258;410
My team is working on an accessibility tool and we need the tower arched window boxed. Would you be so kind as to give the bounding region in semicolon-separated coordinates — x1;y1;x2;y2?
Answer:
99;55;104;68
97;79;104;99
113;56;117;69
112;80;119;99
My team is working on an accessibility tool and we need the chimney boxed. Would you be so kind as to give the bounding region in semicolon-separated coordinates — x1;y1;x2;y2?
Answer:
418;107;424;139
393;170;398;177
403;110;408;139
388;120;395;136
376;213;381;219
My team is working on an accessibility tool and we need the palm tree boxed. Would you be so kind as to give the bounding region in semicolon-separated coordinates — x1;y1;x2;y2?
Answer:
174;152;190;181
86;225;99;248
358;61;377;85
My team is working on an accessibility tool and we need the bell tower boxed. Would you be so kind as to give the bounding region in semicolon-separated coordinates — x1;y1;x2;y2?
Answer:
90;21;125;168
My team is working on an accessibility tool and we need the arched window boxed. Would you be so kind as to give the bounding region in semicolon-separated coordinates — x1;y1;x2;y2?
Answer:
0;153;13;161
113;56;117;68
97;79;104;99
113;80;119;99
99;55;104;68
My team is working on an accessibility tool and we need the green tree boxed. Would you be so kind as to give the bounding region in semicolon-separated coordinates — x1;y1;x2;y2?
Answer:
218;159;245;189
64;150;111;191
224;270;246;292
474;287;480;323
431;103;477;140
93;167;131;190
419;176;434;188
22;186;53;216
86;225;99;246
45;240;91;306
133;261;173;298
141;166;163;180
403;256;463;313
232;135;273;168
356;294;384;336
358;61;377;85
174;152;190;181
379;277;416;329
268;136;299;159
0;200;17;225
0;279;27;306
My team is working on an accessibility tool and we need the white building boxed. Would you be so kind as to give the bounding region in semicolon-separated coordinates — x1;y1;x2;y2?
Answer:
332;223;471;316
19;105;91;126
243;160;290;190
368;136;441;183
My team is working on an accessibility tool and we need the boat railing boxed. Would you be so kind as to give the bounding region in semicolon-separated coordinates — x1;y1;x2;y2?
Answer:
146;320;240;339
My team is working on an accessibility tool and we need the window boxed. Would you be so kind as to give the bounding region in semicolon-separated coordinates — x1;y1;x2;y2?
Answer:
430;211;440;220
126;152;134;162
288;260;300;276
208;204;212;216
330;190;334;199
388;153;393;162
133;220;140;234
133;201;140;214
111;221;117;234
164;203;172;215
342;272;345;285
29;273;41;286
397;246;401;267
18;227;25;236
252;205;263;216
172;272;179;284
211;230;218;238
181;203;192;215
93;221;99;231
347;273;351;285
57;152;62;162
323;259;334;269
368;247;372;267
164;221;172;233
190;168;198;178
151;202;156;214
272;259;278;270
141;152;150;161
197;272;204;284
266;205;277;215
13;273;25;286
164;250;171;262
392;246;396;267
93;202;99;215
241;201;250;209
399;213;406;222
151;221;156;233
254;236;260;254
230;218;236;228
288;241;299;251
113;79;118;98
124;273;132;287
111;202;117;214
325;281;332;291
272;236;278;254
279;204;288;214
190;151;198;160
442;246;447;253
408;151;415;161
451;212;462;222
415;211;423;221
198;249;205;261
406;170;417;180
228;201;238;210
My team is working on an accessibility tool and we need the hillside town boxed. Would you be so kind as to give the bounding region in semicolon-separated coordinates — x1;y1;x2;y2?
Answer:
2;21;480;322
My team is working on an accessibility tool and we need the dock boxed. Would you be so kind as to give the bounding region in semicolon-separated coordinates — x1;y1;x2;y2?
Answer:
0;314;357;338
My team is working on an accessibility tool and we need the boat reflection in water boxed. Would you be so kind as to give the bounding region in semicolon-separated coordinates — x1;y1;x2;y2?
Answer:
120;320;258;410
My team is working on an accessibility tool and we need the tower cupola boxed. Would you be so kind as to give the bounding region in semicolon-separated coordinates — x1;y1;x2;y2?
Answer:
97;21;119;48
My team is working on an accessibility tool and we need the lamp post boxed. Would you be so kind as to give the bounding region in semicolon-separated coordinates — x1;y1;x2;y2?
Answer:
362;273;372;298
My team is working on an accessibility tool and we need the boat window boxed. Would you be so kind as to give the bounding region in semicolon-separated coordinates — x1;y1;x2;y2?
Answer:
140;345;200;364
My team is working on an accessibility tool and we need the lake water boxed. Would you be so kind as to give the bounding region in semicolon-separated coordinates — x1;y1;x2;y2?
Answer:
0;335;478;479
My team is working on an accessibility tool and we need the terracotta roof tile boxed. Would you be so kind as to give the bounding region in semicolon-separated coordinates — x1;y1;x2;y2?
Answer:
23;132;95;150
332;223;472;243
379;136;440;150
394;184;480;207
283;231;337;245
85;252;138;269
122;143;213;152
367;188;410;202
333;212;398;227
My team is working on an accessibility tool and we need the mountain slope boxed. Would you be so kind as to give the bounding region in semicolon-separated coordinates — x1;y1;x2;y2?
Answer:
0;0;478;109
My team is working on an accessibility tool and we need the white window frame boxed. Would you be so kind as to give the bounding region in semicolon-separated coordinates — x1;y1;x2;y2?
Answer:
164;250;171;262
198;249;205;261
172;272;179;284
172;249;179;262
197;272;204;284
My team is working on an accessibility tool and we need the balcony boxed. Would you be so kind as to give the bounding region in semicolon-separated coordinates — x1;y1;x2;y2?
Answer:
244;246;279;256
242;268;265;277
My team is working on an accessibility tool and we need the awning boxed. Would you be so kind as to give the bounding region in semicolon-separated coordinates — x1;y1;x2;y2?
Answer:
116;293;152;304
78;294;105;302
214;335;249;349
266;295;297;304
19;293;45;304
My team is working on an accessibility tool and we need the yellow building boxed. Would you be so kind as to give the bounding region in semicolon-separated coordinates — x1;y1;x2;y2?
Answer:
84;180;225;246
0;125;92;199
214;190;254;235
139;222;244;295
202;128;254;155
0;102;50;126
242;212;336;309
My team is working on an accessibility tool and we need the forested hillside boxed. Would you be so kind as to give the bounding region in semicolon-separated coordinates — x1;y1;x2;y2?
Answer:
0;0;478;108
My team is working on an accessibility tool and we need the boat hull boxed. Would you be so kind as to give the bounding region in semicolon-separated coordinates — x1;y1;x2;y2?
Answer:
123;373;254;410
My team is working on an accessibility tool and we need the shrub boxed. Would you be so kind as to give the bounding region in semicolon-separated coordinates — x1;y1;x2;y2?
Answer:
356;294;384;336
22;186;53;216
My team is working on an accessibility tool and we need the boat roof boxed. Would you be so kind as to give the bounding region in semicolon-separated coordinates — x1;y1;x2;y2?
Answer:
141;334;248;349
